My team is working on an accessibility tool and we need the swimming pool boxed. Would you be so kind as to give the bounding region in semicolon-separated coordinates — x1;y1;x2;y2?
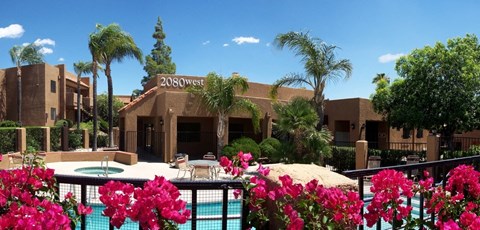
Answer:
74;166;124;175
77;201;242;229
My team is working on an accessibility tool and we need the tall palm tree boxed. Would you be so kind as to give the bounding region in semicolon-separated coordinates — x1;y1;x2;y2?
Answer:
9;44;44;126
90;23;143;147
273;97;332;164
187;72;261;158
270;31;352;128
372;73;390;84
73;61;93;130
89;27;103;151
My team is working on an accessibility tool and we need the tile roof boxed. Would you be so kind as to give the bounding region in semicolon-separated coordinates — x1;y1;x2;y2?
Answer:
119;86;158;112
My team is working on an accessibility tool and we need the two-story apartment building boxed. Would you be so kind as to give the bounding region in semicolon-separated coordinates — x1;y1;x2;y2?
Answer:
0;63;92;126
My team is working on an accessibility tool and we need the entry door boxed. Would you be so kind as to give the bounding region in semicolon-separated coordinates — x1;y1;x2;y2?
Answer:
365;121;379;149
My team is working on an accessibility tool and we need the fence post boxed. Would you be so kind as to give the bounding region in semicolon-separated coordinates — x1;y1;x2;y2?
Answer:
16;128;26;153
82;129;89;149
113;127;119;147
42;127;50;152
426;134;440;162
356;140;368;169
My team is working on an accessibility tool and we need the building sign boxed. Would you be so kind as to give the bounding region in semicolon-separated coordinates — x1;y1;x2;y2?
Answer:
159;77;204;88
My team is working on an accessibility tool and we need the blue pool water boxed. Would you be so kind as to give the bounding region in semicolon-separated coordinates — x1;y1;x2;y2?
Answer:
77;201;241;229
74;166;124;175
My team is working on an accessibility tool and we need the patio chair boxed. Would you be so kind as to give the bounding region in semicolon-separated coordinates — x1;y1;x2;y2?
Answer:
406;155;420;178
176;157;194;179
365;156;381;180
203;154;216;160
8;152;23;169
192;165;212;180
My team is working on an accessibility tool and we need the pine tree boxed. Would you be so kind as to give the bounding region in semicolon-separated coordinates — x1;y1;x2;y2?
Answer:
141;17;176;86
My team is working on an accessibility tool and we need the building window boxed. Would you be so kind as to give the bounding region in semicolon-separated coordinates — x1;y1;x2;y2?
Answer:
50;80;56;93
50;108;56;120
402;128;411;139
177;123;201;142
416;128;424;139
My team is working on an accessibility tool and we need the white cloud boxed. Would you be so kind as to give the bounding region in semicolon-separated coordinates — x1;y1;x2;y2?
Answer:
378;53;404;63
232;36;260;45
223;43;229;47
34;38;55;46
0;24;24;39
58;57;65;62
266;43;271;47
39;47;53;54
202;40;210;45
22;42;30;46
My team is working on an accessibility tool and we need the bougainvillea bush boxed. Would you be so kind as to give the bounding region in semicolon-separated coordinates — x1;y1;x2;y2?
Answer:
365;164;480;230
0;154;92;229
98;176;191;230
220;151;363;230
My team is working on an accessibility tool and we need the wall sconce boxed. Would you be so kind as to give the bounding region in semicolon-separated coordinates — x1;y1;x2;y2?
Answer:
351;123;355;130
160;119;164;125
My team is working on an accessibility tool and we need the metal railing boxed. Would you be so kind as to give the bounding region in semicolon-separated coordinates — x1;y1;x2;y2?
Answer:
343;155;480;230
55;175;248;230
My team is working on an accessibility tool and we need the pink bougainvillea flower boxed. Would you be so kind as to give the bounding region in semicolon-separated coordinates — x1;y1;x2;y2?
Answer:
257;163;270;176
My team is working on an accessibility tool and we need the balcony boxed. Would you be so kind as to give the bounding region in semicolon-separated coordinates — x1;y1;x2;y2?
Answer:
66;92;92;109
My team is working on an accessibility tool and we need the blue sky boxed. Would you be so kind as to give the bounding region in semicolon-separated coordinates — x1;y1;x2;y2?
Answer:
1;0;480;99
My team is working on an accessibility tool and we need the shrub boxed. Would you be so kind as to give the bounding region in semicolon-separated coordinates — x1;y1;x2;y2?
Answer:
50;126;62;151
55;119;74;128
368;149;426;167
259;137;281;162
442;145;480;160
99;119;109;133
96;132;109;148
0;128;16;152
222;137;260;160
0;120;19;127
26;127;44;151
325;146;356;172
69;130;83;150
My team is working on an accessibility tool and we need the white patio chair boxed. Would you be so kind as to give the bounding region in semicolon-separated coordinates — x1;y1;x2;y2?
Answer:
176;157;194;179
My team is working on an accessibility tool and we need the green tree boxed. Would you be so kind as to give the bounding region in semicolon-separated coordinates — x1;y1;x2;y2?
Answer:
270;31;352;128
372;34;480;150
9;44;44;126
90;23;143;147
142;17;176;85
97;93;124;127
273;97;332;164
73;61;94;130
186;72;261;158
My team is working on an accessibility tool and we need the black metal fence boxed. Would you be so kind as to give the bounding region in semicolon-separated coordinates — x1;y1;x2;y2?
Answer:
55;175;248;230
343;155;480;230
440;136;480;151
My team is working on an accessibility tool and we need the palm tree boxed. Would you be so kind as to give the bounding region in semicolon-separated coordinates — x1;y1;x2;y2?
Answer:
90;23;143;147
89;27;103;151
73;61;94;130
187;72;261;158
270;31;352;128
273;97;332;164
9;44;44;126
372;73;390;84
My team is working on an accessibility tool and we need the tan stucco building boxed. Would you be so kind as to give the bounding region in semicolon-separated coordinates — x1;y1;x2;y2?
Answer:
118;74;313;162
324;98;428;150
118;74;429;162
0;63;92;126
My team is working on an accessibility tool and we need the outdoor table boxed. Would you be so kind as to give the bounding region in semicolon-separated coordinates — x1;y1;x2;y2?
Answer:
188;160;220;179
